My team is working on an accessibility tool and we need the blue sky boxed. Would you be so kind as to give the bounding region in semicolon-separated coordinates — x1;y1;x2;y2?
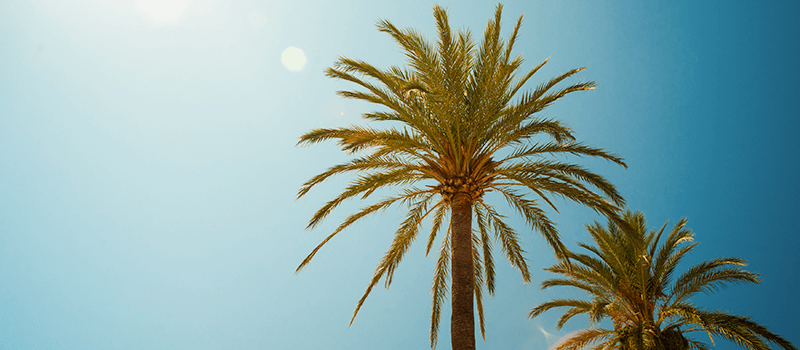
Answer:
1;0;798;349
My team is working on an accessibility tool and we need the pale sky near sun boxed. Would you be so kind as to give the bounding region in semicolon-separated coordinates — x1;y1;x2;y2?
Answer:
1;0;798;349
135;0;193;26
134;0;307;70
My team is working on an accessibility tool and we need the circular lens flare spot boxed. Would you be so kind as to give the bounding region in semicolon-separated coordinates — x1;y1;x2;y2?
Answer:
281;47;307;72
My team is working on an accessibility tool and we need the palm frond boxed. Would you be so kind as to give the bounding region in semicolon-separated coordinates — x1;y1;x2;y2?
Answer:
555;328;616;350
424;202;449;256
477;202;531;282
350;193;437;325
529;299;594;328
670;257;761;304
304;169;427;230
494;186;568;261
472;229;487;340
296;189;428;273
430;228;450;348
474;203;496;294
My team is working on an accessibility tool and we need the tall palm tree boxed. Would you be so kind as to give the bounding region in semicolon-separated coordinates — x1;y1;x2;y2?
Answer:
529;210;797;350
296;5;626;350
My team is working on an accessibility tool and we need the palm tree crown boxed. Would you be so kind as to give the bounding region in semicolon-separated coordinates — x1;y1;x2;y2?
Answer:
530;210;797;350
296;4;626;349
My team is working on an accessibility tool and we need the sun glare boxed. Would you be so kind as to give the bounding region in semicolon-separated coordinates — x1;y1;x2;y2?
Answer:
281;47;307;72
135;0;191;26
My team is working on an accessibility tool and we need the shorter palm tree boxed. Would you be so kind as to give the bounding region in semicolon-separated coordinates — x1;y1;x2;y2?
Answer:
529;210;796;350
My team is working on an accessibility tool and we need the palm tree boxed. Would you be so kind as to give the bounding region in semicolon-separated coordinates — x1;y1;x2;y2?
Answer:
295;5;626;350
529;210;797;350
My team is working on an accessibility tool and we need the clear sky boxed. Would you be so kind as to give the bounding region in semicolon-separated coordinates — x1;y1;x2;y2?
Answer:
1;0;798;349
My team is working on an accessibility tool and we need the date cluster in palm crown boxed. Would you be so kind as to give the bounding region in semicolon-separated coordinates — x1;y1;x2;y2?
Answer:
434;171;491;203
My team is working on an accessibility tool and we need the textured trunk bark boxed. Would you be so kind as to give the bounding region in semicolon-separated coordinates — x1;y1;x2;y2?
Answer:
450;193;475;350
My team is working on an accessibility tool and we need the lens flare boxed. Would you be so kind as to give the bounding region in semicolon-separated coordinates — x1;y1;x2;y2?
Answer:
281;47;307;72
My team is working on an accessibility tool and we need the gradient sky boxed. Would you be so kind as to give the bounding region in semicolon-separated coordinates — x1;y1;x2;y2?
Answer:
1;0;798;349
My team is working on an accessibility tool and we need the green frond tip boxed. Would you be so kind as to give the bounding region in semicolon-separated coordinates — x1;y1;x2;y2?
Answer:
296;4;628;349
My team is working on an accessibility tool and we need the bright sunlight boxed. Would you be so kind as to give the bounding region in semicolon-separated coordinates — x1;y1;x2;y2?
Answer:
135;0;191;26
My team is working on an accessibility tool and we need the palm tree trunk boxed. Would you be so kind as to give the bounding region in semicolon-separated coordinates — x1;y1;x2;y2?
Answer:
450;193;475;350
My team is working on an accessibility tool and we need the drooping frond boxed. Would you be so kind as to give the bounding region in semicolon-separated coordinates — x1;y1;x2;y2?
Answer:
529;299;598;329
495;162;623;219
554;328;616;350
350;192;439;325
474;203;496;294
494;186;567;262
476;201;531;283
296;188;430;273
472;229;487;340
666;305;797;350
303;169;428;230
430;228;451;348
425;202;449;256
